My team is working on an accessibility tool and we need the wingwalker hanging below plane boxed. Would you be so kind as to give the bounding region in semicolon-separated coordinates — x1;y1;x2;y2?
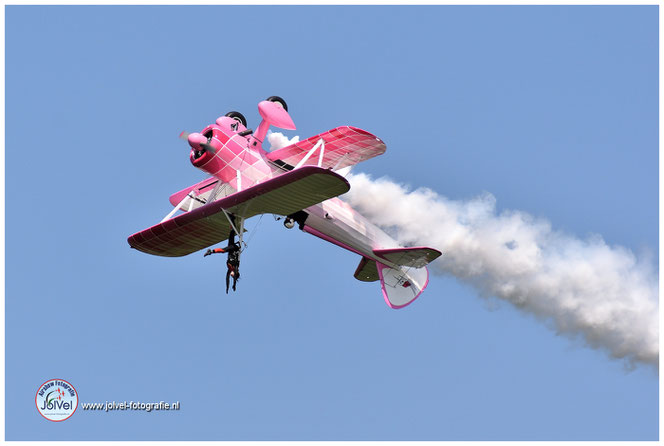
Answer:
127;96;441;308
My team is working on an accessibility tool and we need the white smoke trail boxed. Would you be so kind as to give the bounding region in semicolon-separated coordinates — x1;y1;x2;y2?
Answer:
344;172;658;369
267;131;299;150
267;131;658;368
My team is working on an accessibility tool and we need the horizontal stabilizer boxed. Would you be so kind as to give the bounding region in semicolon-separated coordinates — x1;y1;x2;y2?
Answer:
373;246;441;268
377;263;429;309
354;257;379;282
128;166;350;257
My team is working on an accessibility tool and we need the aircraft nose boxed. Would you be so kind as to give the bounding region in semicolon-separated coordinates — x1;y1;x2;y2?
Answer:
187;132;207;148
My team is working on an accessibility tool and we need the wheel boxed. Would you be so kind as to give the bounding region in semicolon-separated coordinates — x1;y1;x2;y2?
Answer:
284;218;295;229
266;96;288;112
225;111;247;127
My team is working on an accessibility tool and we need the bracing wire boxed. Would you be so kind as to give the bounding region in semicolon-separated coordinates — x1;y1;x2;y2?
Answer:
241;214;264;252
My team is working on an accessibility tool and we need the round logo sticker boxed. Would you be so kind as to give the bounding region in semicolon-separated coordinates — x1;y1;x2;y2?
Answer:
35;379;78;422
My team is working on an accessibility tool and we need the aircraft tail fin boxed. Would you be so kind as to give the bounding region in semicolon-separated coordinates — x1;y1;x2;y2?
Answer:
376;262;430;309
352;247;440;308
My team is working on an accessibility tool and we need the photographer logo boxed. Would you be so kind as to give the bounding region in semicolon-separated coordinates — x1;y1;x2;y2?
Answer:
35;379;78;421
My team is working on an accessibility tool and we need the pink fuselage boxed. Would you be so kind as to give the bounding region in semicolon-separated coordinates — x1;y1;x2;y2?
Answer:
190;117;399;268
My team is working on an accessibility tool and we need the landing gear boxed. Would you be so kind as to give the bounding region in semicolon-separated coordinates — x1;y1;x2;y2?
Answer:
284;211;308;230
266;96;288;112
225;111;247;127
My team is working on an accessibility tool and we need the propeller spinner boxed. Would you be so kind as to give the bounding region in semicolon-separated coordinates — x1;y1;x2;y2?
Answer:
180;130;216;155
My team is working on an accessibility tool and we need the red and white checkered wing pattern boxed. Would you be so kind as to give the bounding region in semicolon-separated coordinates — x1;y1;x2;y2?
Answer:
266;126;386;171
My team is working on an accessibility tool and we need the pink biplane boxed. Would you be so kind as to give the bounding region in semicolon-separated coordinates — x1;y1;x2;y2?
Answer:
127;96;441;308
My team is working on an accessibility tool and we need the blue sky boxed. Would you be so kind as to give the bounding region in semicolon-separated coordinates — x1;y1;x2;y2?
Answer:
5;5;658;441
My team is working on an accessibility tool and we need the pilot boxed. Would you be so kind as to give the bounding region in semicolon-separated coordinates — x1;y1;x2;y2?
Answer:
204;237;241;294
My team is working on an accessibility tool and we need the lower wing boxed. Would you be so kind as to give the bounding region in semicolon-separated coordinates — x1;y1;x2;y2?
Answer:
127;166;350;257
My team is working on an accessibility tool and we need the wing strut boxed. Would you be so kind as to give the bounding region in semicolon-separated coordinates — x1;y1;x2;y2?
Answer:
161;192;194;222
294;138;325;169
332;152;350;171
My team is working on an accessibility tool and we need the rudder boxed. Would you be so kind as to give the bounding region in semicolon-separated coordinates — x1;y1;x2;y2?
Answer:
376;263;429;309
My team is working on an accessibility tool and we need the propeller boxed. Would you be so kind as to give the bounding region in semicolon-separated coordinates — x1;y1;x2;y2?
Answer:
179;131;217;155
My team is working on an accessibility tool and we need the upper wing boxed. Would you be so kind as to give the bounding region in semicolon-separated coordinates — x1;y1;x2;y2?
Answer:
168;177;236;213
169;176;223;207
266;126;386;171
128;166;350;257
